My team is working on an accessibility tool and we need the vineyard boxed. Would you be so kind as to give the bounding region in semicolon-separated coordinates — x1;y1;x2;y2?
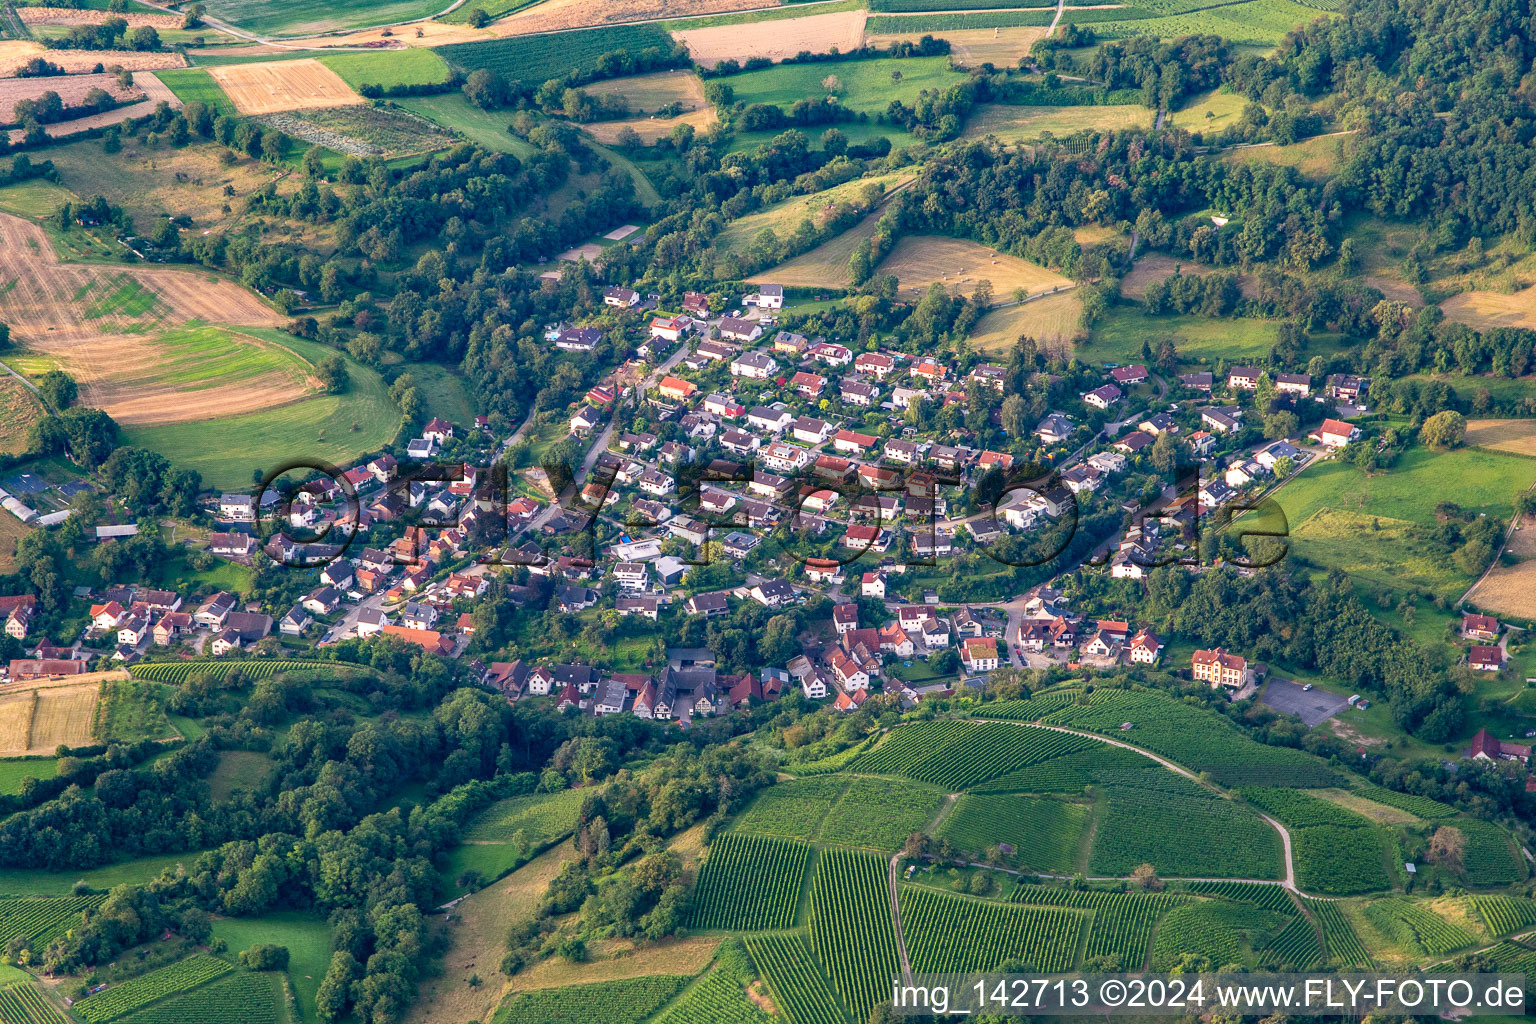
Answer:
492;976;688;1024
869;0;1053;9
852;721;1095;789
1261;914;1323;969
1453;818;1526;886
1149;900;1286;970
938;795;1085;872
653;968;770;1024
1478;939;1536;973
817;777;946;852
74;956;233;1023
113;971;277;1024
461;788;588;845
732;778;846;840
689;834;810;931
1090;788;1282;879
902;887;1084;973
979;690;1082;722
1352;785;1456;818
1363;898;1475;956
809;848;900;1024
1009;884;1184;968
1239;787;1367;828
0;983;68;1024
1039;688;1340;787
743;934;848;1024
1303;897;1372;966
975;743;1154;794
0;894;106;947
1473;895;1536;936
131;661;344;684
1289;824;1393;895
1184;881;1295;913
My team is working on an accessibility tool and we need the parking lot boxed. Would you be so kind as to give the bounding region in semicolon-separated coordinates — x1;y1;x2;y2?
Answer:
1261;678;1351;727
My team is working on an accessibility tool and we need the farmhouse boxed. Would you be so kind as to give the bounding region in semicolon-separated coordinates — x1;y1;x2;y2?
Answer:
1462;613;1500;640
1468;729;1530;763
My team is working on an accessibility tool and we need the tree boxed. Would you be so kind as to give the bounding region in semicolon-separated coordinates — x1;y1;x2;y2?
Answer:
1001;393;1027;437
1130;863;1163;891
316;353;349;394
302;145;324;178
36;370;76;410
239;944;290;970
129;26;160;50
1420;410;1466;448
1427;825;1467;874
463;68;511;111
316;951;360;1022
58;407;119;468
821;74;840;94
181;2;205;28
1262;410;1298;440
468;7;490;26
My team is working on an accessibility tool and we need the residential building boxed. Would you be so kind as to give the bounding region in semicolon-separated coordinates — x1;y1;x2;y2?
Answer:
1192;647;1249;690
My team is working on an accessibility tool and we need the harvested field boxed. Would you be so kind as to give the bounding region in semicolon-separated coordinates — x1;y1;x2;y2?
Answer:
28;685;98;753
719;173;910;254
1440;286;1536;332
0;73;140;115
0;41;185;77
584;108;717;144
208;59;361;116
0;683;99;756
7;72;179;145
502;936;721;993
311;22;490;47
0;511;26;573
1467;513;1536;620
969;290;1084;356
1466;419;1536;457
674;10;868;67
17;6;183;29
875;234;1073;300
866;26;1046;65
1119;252;1256;300
0;376;44;456
961;101;1150;142
747;206;883;290
493;0;780;36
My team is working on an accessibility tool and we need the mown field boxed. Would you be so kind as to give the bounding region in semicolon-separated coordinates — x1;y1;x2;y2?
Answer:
962;102;1151;142
121;329;400;490
317;49;453;91
153;68;236;117
1087;305;1281;364
210;912;331;1022
0;376;44;456
195;0;445;36
716;174;909;255
969;291;1085;355
395;93;538;157
726;55;963;119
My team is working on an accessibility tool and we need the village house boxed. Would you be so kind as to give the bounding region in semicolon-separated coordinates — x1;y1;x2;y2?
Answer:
1128;628;1163;664
1110;364;1148;386
962;637;1000;673
1192;647;1250;691
1084;383;1122;411
718;318;763;344
1035;412;1075;444
1468;729;1530;763
1462;613;1500;641
1311;418;1361;448
603;286;639;308
1227;366;1260;390
1275;372;1312;396
1470;645;1505;672
731;351;778;379
754;283;784;309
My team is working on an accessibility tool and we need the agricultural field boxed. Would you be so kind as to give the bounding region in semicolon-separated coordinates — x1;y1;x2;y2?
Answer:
1305;897;1372;966
438;25;677;89
317;49;453;91
207;60;363;116
652;963;770;1024
1090;787;1284;879
462;787;589;844
673;11;870;68
726;55;958;119
961;103;1152;143
901;886;1085;973
808;847;900;1023
874;235;1074;301
112;970;279;1024
206;750;275;801
121;330;400;490
1473;895;1536;937
0;981;69;1024
814;776;945;850
394;93;536;156
131;660;340;683
94;679;172;744
580;70;716;145
1073;0;1324;44
0;377;45;457
1440;284;1536;331
1453;818;1526;886
492;976;689;1024
968;291;1085;356
1466;511;1536;620
689;833;810;930
0;757;58;795
73;955;234;1023
716;175;909;256
153;68;236;117
1465;418;1536;456
0;41;185;77
1223;131;1353;182
747;208;883;290
853;720;1098;789
938;794;1086;872
0;894;106;948
1087;304;1281;365
1010;884;1184;968
1361;898;1477;956
1119;253;1252;302
195;0;444;36
0;682;100;757
1149;900;1289;970
730;776;846;840
865;27;1046;67
209;912;335;1024
742;934;845;1024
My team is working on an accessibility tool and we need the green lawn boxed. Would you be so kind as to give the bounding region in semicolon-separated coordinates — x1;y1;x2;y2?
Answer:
154;68;237;117
122;330;401;491
208;750;275;802
398;361;477;427
0;180;78;219
1087;306;1282;365
0;758;58;795
0;850;210;895
727;55;964;118
393;94;537;157
317;50;452;91
195;0;445;36
211;911;332;1023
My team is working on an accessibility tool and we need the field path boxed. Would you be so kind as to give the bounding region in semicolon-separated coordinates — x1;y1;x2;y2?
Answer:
1047;0;1067;37
887;852;914;986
